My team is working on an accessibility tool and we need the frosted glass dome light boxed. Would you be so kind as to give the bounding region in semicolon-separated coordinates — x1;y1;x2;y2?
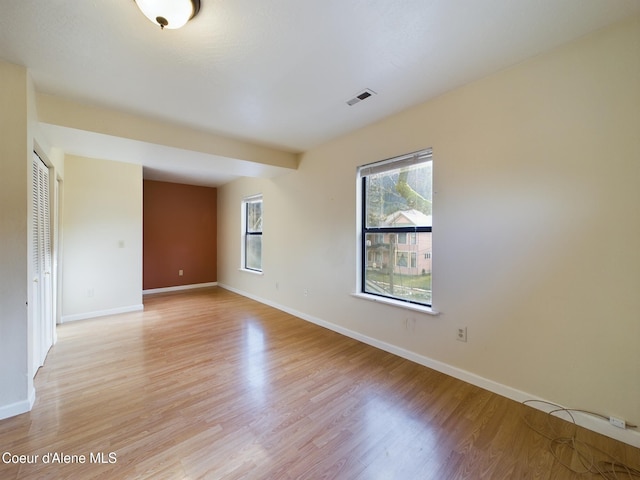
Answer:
134;0;200;29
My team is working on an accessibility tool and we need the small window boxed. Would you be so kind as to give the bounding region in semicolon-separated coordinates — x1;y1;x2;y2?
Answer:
242;195;263;272
359;149;432;307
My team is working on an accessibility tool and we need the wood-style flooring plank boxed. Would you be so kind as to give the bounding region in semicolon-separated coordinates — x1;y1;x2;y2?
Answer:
0;287;638;479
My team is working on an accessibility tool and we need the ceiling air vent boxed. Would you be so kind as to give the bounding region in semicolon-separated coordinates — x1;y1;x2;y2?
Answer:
346;88;377;106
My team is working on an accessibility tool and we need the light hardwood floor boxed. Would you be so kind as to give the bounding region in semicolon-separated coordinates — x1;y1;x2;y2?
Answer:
1;287;638;479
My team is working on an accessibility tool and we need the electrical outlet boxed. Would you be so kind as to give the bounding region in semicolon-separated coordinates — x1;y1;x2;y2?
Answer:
609;416;626;429
179;269;184;276
304;288;308;297
456;327;467;342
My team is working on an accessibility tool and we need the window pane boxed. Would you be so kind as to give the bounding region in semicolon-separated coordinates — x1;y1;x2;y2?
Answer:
365;161;432;228
247;201;262;233
364;231;432;304
246;235;262;270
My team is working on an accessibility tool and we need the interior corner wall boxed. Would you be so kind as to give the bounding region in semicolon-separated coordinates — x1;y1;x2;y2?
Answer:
0;60;31;418
217;16;640;442
61;155;143;321
143;180;217;290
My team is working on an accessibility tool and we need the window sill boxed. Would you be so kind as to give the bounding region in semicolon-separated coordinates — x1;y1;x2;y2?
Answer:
352;292;440;316
239;268;263;275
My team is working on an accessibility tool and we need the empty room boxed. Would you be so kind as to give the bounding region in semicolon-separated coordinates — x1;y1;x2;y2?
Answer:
1;1;639;479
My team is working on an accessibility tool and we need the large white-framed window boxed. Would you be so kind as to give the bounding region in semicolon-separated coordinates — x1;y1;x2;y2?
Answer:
241;194;263;272
357;149;433;309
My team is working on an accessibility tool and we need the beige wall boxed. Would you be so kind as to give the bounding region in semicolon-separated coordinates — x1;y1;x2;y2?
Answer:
218;17;640;443
61;155;143;321
0;61;31;417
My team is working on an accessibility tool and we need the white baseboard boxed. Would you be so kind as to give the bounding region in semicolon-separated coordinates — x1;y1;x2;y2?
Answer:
218;283;640;448
61;304;144;323
0;386;35;421
143;282;217;295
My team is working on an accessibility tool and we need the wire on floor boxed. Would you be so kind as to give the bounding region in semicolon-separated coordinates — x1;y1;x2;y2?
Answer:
522;399;640;479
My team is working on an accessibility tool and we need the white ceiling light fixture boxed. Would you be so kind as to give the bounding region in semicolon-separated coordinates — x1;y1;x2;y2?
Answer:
134;0;201;30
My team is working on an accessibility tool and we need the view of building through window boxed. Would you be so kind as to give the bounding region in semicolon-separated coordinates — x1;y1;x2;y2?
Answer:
361;150;432;307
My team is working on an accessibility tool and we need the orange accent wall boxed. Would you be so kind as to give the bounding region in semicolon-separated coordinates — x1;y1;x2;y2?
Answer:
143;180;217;290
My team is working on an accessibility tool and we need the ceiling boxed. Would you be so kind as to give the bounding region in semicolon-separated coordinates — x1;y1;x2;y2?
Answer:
1;0;639;186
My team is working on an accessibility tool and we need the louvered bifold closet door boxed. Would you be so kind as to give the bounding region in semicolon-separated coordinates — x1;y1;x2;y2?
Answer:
32;152;53;374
